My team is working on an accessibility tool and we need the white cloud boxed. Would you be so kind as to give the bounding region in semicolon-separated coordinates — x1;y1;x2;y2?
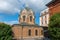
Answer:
0;1;8;10
0;0;20;14
4;20;19;25
20;0;51;11
0;0;51;25
0;0;51;14
30;0;37;3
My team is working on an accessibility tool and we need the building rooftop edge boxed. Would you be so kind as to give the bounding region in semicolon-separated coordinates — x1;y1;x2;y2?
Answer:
46;0;55;6
12;24;42;27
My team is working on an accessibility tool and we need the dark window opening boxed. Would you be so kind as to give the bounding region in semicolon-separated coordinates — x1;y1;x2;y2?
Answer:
42;17;43;24
42;21;43;24
28;29;31;36
45;16;47;24
30;16;32;22
41;30;43;35
23;16;26;21
45;21;47;24
35;30;38;36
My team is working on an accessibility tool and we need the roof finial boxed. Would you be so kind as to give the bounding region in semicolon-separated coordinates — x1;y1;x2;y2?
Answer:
25;3;29;8
25;3;30;11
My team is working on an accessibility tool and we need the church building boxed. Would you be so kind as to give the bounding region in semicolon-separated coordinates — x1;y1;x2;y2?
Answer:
12;7;44;40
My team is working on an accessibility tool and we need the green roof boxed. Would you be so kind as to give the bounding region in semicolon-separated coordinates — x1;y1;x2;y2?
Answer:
12;22;41;27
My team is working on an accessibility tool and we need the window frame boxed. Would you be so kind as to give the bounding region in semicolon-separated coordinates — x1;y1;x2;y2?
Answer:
23;16;26;21
30;16;32;22
28;29;31;36
35;30;38;36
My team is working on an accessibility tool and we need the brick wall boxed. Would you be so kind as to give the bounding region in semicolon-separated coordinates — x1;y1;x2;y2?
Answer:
48;1;60;16
12;25;44;39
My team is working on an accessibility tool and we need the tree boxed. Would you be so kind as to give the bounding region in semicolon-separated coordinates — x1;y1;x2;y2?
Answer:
0;23;12;40
48;13;60;40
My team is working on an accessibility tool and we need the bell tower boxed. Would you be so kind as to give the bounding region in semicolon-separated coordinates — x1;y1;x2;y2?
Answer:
19;7;35;24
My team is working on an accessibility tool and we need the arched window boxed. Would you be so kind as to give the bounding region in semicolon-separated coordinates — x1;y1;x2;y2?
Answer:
30;16;32;22
28;29;31;36
41;30;43;35
45;16;47;24
23;16;26;21
35;30;38;36
42;17;43;24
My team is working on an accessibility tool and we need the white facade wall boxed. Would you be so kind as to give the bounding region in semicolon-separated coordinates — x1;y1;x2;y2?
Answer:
40;8;49;27
40;17;42;26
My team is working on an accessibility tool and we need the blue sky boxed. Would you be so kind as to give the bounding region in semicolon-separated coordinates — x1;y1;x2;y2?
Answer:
0;0;51;25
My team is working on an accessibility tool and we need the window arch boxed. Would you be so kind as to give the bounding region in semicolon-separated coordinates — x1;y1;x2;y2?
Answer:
23;16;26;21
42;17;43;24
45;15;47;24
35;30;38;36
28;29;31;36
30;16;32;22
41;30;43;35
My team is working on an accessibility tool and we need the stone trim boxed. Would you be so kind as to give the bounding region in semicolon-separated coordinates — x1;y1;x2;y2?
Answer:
12;36;44;39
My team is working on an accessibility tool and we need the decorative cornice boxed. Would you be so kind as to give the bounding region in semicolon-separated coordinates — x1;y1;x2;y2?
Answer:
12;23;42;27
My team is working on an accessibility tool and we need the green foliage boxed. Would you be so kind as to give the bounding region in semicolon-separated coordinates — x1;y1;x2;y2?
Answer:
48;13;60;40
0;23;12;40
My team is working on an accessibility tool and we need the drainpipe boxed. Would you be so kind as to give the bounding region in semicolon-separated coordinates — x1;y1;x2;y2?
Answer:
21;25;23;40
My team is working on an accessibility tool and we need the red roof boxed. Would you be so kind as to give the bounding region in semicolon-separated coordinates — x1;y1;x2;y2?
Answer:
46;0;60;6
